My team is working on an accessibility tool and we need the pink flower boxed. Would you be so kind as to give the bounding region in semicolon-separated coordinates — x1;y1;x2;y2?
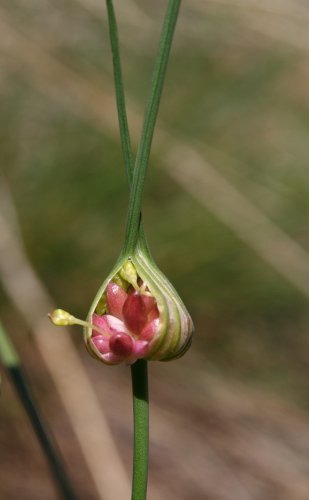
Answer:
49;259;193;364
90;281;160;364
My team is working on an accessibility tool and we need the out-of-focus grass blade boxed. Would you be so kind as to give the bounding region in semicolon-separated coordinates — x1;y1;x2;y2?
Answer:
0;322;79;500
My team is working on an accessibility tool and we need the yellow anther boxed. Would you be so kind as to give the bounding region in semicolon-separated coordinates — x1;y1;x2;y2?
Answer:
48;309;107;336
48;309;76;326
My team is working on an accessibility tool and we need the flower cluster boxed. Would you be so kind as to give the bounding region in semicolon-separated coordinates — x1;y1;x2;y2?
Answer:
90;280;160;364
49;257;194;366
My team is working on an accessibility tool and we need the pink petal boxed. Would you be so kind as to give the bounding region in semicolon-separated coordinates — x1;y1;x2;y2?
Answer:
140;318;160;341
107;282;128;319
91;335;109;354
92;314;110;335
141;295;156;314
148;304;159;321
122;293;148;335
105;315;129;334
92;313;128;335
109;332;133;357
102;352;126;364
133;340;149;358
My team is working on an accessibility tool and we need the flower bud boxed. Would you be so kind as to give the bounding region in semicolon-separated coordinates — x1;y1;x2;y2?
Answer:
48;309;76;326
84;250;194;365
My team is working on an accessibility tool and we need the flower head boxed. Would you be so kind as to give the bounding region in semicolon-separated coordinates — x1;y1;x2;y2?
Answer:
49;255;194;366
88;279;160;364
84;254;194;365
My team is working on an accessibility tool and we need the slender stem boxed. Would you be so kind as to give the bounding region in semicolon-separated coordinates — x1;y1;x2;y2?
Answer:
123;0;181;254
131;360;149;500
105;3;181;499
0;323;78;500
105;0;150;254
105;0;134;186
0;320;19;367
9;367;79;500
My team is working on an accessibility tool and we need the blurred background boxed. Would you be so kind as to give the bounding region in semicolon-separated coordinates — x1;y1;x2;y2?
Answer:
1;0;309;499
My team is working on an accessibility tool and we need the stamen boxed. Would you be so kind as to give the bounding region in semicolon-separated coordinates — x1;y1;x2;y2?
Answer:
48;309;107;336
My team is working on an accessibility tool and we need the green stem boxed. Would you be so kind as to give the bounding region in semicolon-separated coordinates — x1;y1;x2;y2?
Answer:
131;360;149;500
0;322;78;500
105;0;134;186
0;320;19;367
105;3;181;499
105;0;150;255
123;0;181;255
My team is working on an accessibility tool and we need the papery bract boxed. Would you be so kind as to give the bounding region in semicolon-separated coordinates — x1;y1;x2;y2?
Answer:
84;253;194;365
